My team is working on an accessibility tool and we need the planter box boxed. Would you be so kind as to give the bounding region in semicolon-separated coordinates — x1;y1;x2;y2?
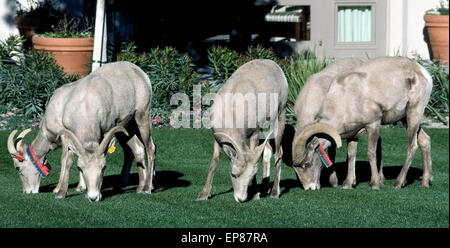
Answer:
32;36;94;76
424;14;449;65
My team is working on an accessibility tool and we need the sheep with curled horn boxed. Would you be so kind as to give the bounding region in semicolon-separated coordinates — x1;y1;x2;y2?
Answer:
291;57;371;190
292;56;433;190
197;59;288;202
7;61;156;201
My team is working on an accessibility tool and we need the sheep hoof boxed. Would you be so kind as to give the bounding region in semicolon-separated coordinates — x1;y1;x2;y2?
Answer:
55;193;66;199
197;192;210;200
342;184;353;190
270;191;280;199
76;186;86;192
252;192;261;200
420;180;431;188
393;180;404;189
369;182;380;190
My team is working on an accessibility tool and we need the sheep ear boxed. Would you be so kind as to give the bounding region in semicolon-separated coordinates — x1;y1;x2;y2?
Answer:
307;136;320;150
66;140;81;156
223;145;238;160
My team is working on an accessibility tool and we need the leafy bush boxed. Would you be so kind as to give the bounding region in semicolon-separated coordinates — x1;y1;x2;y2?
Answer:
207;45;244;90
0;35;24;65
0;35;75;128
416;58;449;125
279;50;333;124
116;44;201;125
207;45;278;91
245;44;277;61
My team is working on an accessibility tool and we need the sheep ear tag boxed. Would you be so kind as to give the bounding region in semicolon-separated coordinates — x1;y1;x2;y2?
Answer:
315;143;333;168
107;138;116;154
15;152;24;162
107;145;116;154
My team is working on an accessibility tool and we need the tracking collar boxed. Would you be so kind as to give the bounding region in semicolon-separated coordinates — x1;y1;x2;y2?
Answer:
26;146;50;178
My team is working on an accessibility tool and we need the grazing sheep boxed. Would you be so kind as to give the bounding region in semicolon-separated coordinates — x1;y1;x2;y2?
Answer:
197;59;288;202
291;56;433;190
7;61;156;201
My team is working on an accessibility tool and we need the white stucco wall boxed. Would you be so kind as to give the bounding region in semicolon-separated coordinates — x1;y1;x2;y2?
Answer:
0;0;20;41
276;0;442;59
387;0;442;59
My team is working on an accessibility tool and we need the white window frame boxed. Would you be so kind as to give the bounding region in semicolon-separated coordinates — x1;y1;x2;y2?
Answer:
334;1;377;49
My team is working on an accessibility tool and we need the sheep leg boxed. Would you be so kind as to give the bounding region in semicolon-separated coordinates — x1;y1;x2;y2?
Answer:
270;111;285;199
126;135;148;193
55;138;74;199
366;122;381;190
261;143;273;196
327;145;338;187
394;115;421;189
417;128;432;187
76;172;86;192
343;138;358;189
377;136;384;185
249;133;260;200
197;139;221;200
115;132;135;192
135;111;156;194
53;145;67;194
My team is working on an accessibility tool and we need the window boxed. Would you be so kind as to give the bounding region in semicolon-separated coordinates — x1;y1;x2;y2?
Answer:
264;5;310;42
335;4;375;44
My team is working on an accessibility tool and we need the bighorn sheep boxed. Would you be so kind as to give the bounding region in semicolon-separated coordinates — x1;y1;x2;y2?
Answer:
292;56;433;190
197;59;288;202
7;61;156;201
292;57;367;190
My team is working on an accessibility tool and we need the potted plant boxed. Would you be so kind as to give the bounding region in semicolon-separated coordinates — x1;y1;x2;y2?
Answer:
14;0;63;50
424;0;449;65
32;15;94;76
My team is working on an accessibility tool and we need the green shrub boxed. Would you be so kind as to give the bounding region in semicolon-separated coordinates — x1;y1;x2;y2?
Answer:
207;45;244;90
245;44;277;61
416;58;449;125
0;35;24;65
207;45;279;91
117;44;201;125
0;35;75;127
279;50;333;125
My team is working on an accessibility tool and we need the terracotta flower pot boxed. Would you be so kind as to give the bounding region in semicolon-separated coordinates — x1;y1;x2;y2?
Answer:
424;14;449;65
32;36;94;76
14;16;53;50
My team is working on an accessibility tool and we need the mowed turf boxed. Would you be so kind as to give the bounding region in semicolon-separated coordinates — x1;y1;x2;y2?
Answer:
0;127;448;228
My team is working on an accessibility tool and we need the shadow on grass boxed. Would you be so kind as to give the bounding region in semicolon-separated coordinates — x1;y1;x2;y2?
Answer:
273;163;424;198
39;170;191;199
321;162;424;188
101;170;191;199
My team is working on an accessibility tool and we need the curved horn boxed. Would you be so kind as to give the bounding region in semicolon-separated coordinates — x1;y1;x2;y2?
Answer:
214;132;243;155
57;129;87;156
8;129;32;156
97;126;129;155
16;128;32;149
292;123;342;166
7;130;19;156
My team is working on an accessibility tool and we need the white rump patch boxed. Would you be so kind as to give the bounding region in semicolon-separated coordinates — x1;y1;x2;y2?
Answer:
418;64;433;90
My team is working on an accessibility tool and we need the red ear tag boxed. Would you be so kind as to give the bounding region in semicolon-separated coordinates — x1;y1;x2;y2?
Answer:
15;152;24;162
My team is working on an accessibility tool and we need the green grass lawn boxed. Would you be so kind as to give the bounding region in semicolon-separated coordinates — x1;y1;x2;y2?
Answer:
0;127;448;228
